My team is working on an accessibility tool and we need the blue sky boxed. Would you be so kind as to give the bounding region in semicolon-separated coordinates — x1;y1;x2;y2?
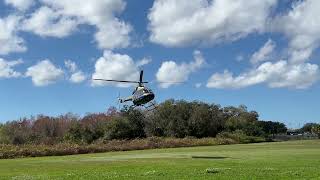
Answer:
0;0;320;128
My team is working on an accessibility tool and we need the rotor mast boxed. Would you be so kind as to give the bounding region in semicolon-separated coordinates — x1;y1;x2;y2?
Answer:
139;70;144;87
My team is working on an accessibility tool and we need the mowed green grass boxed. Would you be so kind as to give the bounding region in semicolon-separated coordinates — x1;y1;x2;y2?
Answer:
0;140;320;179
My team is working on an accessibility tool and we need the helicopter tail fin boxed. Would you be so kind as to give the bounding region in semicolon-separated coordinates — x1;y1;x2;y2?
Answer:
118;98;124;103
116;92;121;110
117;92;123;103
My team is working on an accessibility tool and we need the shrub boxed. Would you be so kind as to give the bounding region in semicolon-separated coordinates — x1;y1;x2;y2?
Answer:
217;130;265;144
0;137;246;159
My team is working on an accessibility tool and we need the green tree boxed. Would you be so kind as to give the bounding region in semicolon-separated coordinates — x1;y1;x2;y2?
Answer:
311;125;320;139
0;124;7;144
301;123;319;133
167;100;192;137
224;105;260;136
144;99;175;137
105;117;132;140
64;122;83;143
1;119;33;145
81;113;110;143
106;107;146;140
188;102;225;137
258;121;287;137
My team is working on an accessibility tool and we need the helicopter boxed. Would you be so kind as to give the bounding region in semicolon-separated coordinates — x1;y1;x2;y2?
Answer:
93;70;156;109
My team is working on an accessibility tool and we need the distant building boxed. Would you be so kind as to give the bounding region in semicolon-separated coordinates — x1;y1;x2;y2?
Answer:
287;130;300;136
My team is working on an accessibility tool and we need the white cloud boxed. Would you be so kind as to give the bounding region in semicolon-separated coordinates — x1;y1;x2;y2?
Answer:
195;83;202;88
92;51;144;87
156;50;205;88
22;0;131;49
250;39;276;64
271;0;320;63
0;58;23;78
69;71;86;84
137;57;152;67
207;61;319;89
148;0;277;47
268;63;319;89
236;55;244;62
22;6;79;38
5;0;34;11
26;60;64;86
94;20;131;49
64;60;86;83
0;15;26;55
64;60;77;72
207;0;320;90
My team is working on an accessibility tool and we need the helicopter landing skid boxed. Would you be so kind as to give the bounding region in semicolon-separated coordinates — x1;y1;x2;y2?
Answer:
143;101;157;111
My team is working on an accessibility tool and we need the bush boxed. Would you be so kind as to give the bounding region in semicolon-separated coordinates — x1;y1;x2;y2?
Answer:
0;137;246;159
217;130;265;144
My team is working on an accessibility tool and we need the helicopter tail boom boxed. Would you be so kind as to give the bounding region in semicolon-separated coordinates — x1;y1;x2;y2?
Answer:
118;96;133;104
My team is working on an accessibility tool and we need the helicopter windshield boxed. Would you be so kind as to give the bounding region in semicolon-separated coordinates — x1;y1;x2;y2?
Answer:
132;87;138;95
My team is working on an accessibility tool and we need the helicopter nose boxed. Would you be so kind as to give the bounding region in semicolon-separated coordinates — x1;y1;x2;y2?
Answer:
147;93;155;101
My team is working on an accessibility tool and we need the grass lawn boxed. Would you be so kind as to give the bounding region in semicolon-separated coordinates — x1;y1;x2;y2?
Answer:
0;140;319;179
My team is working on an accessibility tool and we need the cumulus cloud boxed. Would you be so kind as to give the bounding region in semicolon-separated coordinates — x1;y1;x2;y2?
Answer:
22;6;78;38
1;0;132;55
92;51;149;87
64;60;86;83
137;57;152;67
272;0;320;63
207;38;319;89
207;0;320;90
0;15;26;55
22;0;131;49
207;61;319;89
69;72;86;84
250;39;276;64
148;0;277;47
156;50;205;88
5;0;34;11
0;58;23;78
26;60;64;86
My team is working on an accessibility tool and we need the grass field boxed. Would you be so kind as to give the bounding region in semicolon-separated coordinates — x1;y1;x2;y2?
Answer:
0;140;319;179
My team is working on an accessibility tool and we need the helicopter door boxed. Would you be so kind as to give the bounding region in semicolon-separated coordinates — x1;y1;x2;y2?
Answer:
133;89;144;100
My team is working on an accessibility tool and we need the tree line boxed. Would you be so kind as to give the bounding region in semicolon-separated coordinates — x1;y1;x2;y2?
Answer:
300;123;320;138
0;100;290;145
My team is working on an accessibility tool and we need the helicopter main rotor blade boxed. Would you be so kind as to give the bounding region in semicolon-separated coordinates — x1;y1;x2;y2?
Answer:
93;79;148;84
156;81;185;84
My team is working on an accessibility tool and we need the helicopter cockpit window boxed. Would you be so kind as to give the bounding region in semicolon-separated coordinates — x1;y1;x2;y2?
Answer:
143;88;152;93
132;87;138;95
